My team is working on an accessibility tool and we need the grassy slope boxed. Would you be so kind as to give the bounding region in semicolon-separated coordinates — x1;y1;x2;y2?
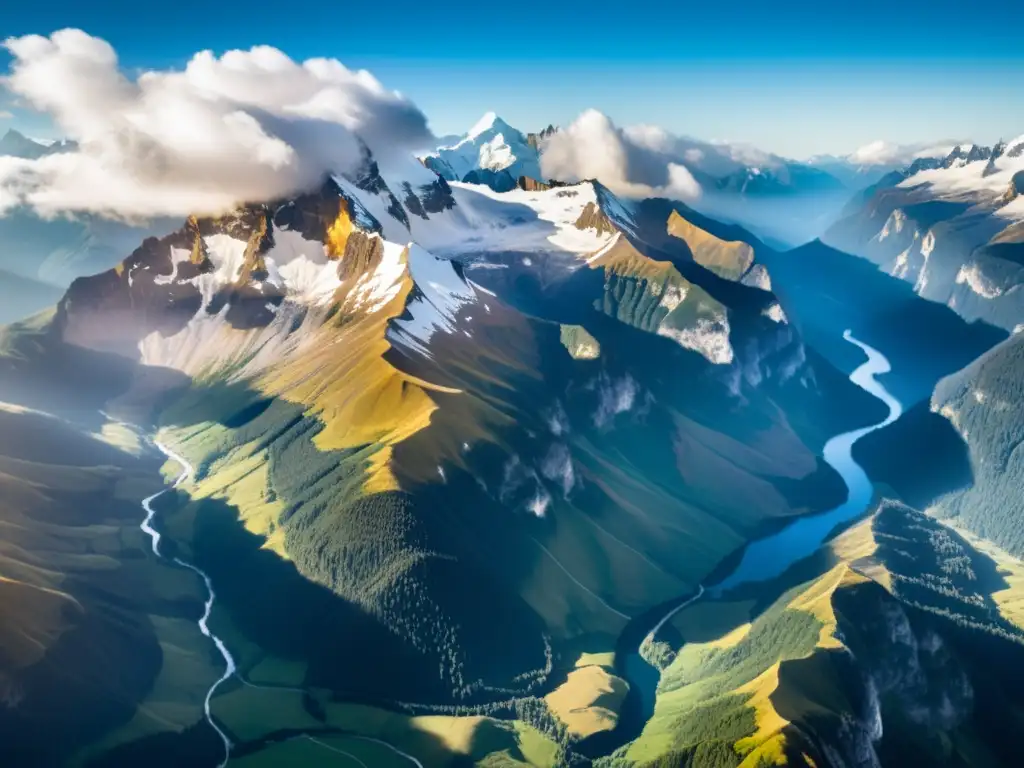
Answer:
0;402;224;766
666;212;755;281
928;332;1024;558
600;497;1024;768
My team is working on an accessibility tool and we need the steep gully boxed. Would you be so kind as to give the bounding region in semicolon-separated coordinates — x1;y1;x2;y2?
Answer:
133;329;899;763
137;439;424;767
609;329;903;747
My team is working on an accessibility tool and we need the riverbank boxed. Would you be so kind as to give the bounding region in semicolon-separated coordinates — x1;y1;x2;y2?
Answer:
586;329;902;758
140;440;235;768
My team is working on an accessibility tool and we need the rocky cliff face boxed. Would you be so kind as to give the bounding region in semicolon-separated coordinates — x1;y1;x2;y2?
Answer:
516;176;569;192
526;124;557;151
574;201;618;236
823;141;1024;332
56;177;384;355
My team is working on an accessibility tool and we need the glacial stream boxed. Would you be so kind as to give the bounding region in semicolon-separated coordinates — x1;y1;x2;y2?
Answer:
139;437;426;767
140;441;237;768
621;329;903;738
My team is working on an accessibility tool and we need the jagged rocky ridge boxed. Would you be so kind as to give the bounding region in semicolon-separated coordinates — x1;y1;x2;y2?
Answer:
824;138;1024;332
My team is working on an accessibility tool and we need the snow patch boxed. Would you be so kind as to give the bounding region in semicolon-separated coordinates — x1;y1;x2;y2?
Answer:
391;244;476;356
596;187;637;235
155;246;191;285
741;263;772;291
592;374;639;428
540;443;575;496
412;181;616;258
658;315;734;365
266;229;343;305
478;133;514;171
349;239;407;312
465;111;498;142
659;282;688;311
764;302;788;324
878;209;906;241
527;490;551;518
900;146;1024;221
921;230;936;258
891;246;912;279
955;263;1003;298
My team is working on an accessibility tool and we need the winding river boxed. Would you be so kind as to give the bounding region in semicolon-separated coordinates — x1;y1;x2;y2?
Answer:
140;441;237;768
622;329;903;734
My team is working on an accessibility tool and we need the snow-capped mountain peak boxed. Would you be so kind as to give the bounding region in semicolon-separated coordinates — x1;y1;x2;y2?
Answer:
422;113;543;188
897;140;1024;220
464;111;501;142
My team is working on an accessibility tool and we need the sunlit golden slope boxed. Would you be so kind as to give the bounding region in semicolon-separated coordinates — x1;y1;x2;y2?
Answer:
667;210;756;280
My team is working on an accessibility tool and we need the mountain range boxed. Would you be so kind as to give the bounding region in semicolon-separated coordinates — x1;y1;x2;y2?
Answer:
3;112;1024;768
823;138;1024;333
421;114;875;199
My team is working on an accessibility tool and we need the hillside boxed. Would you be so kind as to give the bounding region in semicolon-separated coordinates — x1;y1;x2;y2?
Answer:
758;238;1006;404
927;332;1024;556
596;499;1024;767
823;139;1024;333
0;400;229;766
854;322;1024;564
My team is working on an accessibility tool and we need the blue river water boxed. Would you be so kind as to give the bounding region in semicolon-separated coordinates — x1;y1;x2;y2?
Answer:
625;329;902;725
710;329;902;595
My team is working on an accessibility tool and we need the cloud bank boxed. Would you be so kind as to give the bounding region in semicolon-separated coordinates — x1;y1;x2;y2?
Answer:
847;139;956;167
0;29;433;219
540;110;702;200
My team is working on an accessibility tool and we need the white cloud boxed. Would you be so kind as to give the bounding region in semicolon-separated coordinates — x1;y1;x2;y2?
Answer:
623;123;674;153
0;110;12;119
0;29;433;219
540;109;701;200
712;140;775;168
848;139;955;167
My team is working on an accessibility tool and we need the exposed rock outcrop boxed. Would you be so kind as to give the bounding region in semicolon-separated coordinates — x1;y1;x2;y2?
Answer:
526;124;557;151
1001;170;1024;204
238;209;273;283
186;215;212;272
574;201;617;236
339;230;384;281
516;176;569;192
350;143;411;230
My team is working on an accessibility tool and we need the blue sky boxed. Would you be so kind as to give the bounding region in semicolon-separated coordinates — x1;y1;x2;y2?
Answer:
3;0;1023;158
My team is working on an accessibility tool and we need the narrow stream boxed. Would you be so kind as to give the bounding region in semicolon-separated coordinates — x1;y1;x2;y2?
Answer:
621;329;903;738
138;436;425;767
140;440;237;768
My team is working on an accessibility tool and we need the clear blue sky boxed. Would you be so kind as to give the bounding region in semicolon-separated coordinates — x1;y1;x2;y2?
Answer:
2;0;1022;158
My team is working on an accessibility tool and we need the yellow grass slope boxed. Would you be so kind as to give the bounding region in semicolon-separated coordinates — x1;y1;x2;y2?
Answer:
667;211;755;281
